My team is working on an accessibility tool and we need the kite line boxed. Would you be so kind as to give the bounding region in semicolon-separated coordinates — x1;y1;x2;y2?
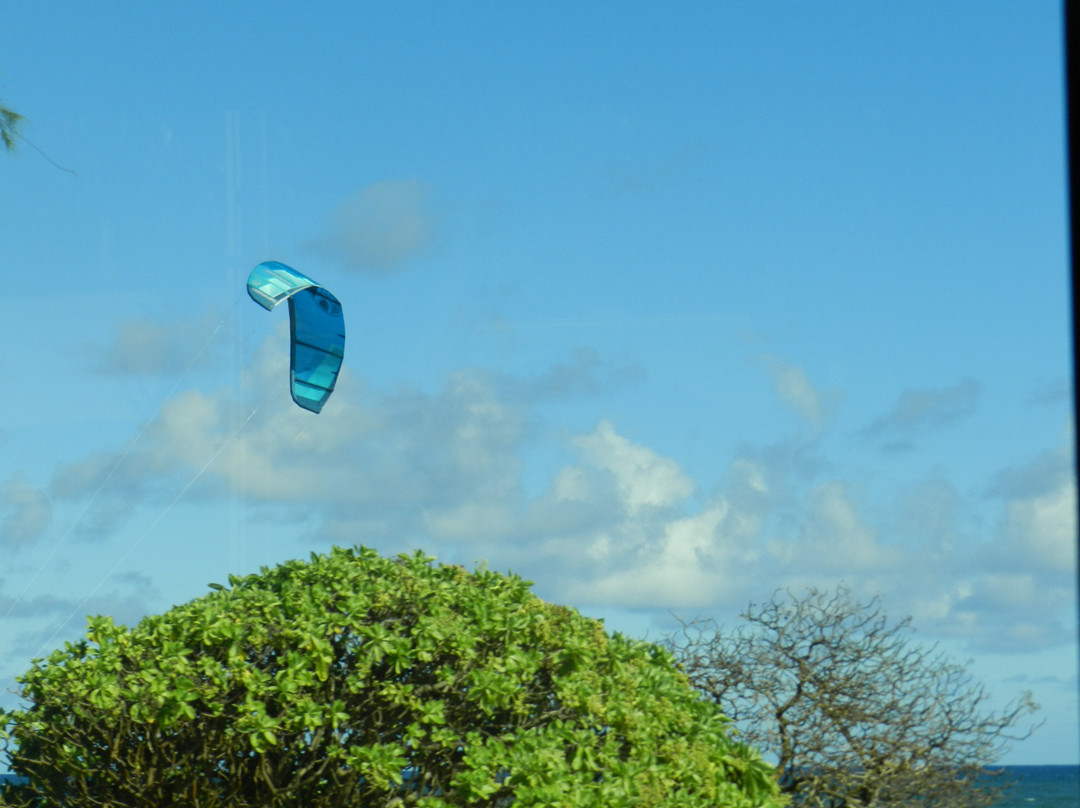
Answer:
32;405;259;660
1;318;227;627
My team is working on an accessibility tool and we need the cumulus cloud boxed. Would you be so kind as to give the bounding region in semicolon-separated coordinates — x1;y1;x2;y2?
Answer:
982;444;1078;572
0;590;72;620
767;481;901;574
998;479;1077;572
1;573;160;665
759;355;834;429
13;330;1076;656
549;430;1076;656
91;309;227;375
860;378;980;450
986;443;1074;502
505;347;645;400
53;377;522;541
310;179;435;274
886;470;967;553
0;474;52;550
579;501;761;609
572;420;694;514
877;444;1078;652
37;325;541;546
947;572;1076;652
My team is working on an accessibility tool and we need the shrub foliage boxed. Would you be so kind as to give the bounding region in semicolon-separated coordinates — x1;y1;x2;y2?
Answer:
1;546;781;807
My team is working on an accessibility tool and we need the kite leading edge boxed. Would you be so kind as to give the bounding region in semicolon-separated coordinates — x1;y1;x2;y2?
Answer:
247;261;345;413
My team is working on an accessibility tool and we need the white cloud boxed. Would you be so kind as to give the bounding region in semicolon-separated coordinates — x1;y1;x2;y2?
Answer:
944;569;1076;652
983;444;1078;576
1000;479;1077;572
310;179;435;274
803;482;898;570
872;444;1078;652
860;378;980;450
759;355;833;429
502;347;645;401
0;474;53;550
580;502;762;609
92;309;227;375
1;574;160;664
13;333;1077;656
760;481;901;589
571;420;693;514
888;470;966;554
41;328;533;546
423;501;517;543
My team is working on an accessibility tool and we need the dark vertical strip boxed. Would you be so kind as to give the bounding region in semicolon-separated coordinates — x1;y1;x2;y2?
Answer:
1064;0;1080;765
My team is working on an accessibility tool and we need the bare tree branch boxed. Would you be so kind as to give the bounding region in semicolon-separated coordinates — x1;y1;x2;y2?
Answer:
666;586;1041;808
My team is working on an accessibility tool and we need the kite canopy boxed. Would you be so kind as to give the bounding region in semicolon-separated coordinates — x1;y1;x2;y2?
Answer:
247;261;345;413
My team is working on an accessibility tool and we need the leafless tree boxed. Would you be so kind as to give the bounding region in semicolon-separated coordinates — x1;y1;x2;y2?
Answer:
666;586;1040;808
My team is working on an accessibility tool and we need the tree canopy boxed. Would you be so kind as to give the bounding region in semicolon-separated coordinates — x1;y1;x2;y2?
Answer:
0;71;21;152
1;546;782;808
667;586;1039;808
0;100;21;152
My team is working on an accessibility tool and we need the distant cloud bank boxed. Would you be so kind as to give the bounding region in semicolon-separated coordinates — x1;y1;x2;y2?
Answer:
3;342;1073;658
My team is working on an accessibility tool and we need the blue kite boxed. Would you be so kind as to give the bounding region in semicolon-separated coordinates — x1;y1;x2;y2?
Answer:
247;261;345;413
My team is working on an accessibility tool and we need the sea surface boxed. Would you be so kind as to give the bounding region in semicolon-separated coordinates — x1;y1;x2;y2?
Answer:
1;764;1077;804
994;766;1079;808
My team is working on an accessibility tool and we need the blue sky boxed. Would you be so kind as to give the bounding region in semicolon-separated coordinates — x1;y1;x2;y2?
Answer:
1;2;1075;765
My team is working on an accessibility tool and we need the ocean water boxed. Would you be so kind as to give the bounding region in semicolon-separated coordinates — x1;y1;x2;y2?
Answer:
995;766;1079;808
1;765;1077;804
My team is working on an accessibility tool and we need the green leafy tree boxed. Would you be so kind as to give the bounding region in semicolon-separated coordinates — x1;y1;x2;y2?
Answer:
0;546;783;808
666;586;1039;808
1;71;22;151
0;100;22;151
